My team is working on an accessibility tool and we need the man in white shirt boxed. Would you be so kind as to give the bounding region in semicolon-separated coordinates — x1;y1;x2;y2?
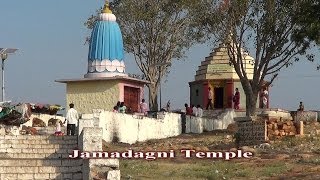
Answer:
64;103;79;136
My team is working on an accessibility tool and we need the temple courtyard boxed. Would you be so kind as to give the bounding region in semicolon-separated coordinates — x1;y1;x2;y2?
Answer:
95;122;320;180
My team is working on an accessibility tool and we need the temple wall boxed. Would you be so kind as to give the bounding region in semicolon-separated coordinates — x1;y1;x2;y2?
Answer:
190;83;204;107
233;81;260;109
66;81;119;114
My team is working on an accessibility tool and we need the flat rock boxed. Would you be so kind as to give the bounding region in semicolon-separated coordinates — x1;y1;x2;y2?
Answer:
299;154;313;159
275;154;290;160
240;146;256;153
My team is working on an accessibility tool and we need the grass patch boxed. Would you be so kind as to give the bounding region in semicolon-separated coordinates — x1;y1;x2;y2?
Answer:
259;161;292;177
120;160;257;180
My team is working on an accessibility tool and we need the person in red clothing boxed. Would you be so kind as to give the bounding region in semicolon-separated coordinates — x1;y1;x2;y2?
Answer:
233;88;240;109
184;103;193;115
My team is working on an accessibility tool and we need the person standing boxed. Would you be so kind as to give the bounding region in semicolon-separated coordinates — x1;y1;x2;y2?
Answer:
185;103;193;115
192;104;198;116
64;103;79;136
140;99;148;115
206;87;214;110
233;88;240;109
262;88;269;108
119;102;127;113
54;120;64;136
116;101;121;111
197;105;203;117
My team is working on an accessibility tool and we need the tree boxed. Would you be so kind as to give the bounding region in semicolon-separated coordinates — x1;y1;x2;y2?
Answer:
200;0;312;116
85;0;206;111
291;0;320;45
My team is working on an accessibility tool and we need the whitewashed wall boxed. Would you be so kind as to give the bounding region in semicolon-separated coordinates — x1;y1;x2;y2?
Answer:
97;111;182;144
78;110;235;144
186;110;236;134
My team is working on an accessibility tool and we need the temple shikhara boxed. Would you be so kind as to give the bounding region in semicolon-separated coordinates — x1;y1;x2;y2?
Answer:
189;44;269;109
56;2;148;114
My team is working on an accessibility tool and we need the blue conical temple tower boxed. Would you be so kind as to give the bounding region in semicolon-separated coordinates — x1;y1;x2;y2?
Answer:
85;1;127;78
56;1;148;114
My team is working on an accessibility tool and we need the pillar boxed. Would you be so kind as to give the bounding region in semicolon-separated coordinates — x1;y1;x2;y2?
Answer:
226;79;234;108
203;81;209;108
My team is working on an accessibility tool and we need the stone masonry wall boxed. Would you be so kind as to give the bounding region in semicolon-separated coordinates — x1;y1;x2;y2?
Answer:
79;127;120;180
0;135;82;179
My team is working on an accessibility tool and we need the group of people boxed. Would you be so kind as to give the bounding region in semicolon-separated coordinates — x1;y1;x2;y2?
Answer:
205;87;269;110
113;101;127;113
185;103;203;117
112;99;149;115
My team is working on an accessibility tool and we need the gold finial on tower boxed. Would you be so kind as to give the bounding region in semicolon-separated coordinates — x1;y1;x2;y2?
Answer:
102;0;112;14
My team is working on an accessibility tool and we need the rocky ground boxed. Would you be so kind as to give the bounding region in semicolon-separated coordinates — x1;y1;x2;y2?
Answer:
92;122;320;180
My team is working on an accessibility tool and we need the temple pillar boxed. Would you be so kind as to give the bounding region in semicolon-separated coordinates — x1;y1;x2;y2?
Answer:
226;79;234;108
203;81;209;108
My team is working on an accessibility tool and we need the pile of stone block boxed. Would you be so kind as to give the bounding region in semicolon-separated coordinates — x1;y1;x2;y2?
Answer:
266;118;298;138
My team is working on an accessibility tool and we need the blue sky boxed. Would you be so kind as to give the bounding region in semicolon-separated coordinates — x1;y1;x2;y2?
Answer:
1;0;319;111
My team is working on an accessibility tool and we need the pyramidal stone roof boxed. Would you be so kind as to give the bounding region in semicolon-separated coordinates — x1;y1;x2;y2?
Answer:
194;44;255;81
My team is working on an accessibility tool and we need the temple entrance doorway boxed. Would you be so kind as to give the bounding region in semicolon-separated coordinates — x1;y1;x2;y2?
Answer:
214;87;224;108
124;86;140;113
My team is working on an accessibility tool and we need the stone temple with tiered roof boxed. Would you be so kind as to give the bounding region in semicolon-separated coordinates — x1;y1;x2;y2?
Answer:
189;44;269;109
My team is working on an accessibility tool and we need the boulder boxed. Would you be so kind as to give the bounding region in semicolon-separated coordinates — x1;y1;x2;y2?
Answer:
299;154;313;159
275;154;290;160
227;123;238;133
229;148;237;152
32;118;46;127
240;146;256;153
6;126;20;135
22;125;37;135
48;118;59;127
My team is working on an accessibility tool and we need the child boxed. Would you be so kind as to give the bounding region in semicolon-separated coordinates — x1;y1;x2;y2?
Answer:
54;120;64;136
113;106;118;113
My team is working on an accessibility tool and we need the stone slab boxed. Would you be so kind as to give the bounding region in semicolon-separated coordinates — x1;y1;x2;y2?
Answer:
295;111;317;122
107;170;121;180
236;119;267;146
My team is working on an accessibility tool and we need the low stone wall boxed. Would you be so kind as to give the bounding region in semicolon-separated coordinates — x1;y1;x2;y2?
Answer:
80;110;236;143
259;109;293;120
79;111;182;144
186;110;236;134
292;111;318;122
